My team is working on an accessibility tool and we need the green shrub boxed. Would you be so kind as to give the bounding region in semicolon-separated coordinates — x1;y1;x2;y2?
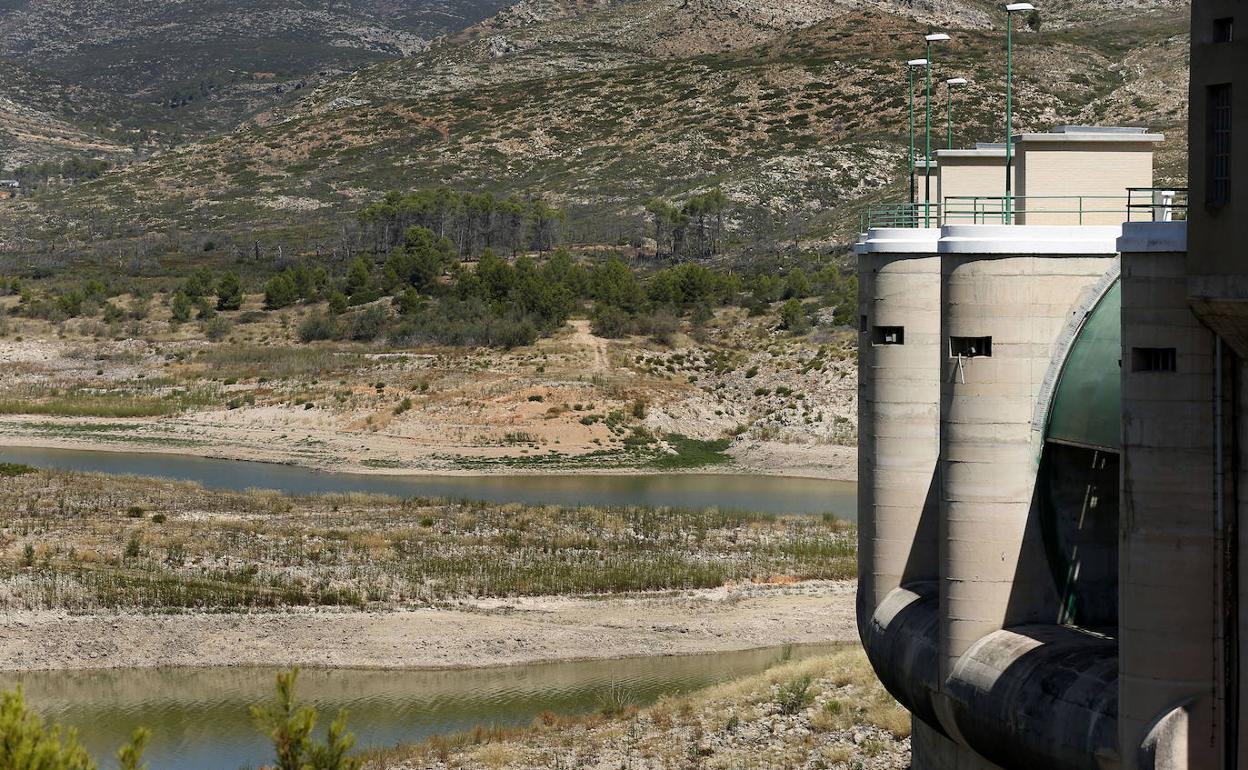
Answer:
298;312;338;343
251;669;361;770
170;291;192;323
590;304;631;339
217;272;244;311
779;299;810;334
0;688;148;770
776;675;814;715
201;316;232;342
348;306;388;342
264;274;299;310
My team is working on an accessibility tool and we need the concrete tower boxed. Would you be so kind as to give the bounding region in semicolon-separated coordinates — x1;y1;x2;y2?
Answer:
857;2;1248;767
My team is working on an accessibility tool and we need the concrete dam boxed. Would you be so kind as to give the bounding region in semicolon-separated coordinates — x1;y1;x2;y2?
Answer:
854;2;1247;766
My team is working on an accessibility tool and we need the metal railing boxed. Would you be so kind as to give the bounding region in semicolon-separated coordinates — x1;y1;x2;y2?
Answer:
862;189;1189;230
1127;187;1188;222
947;195;1148;225
859;202;941;231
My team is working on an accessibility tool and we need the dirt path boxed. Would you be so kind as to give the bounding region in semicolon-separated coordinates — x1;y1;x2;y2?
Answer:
0;581;857;672
567;319;610;373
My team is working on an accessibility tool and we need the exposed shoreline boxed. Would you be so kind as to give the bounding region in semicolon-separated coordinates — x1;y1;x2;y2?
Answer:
0;581;857;673
0;427;858;481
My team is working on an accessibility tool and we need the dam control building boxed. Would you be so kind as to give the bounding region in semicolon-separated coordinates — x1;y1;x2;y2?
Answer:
854;2;1245;767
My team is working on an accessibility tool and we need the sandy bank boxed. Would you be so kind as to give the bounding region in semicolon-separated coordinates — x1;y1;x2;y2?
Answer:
0;581;856;673
0;425;858;481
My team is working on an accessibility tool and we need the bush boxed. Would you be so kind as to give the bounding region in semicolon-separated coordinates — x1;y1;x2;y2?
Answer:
776;675;814;715
0;688;149;770
779;299;810;335
217;271;244;311
638;310;679;346
170;291;192;323
590;304;631;339
251;669;361;770
347;306;388;342
264;274;299;310
201;316;232;342
298;312;338;343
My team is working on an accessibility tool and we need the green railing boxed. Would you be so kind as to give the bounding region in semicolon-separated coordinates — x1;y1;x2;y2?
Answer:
862;189;1189;230
859;202;941;231
943;195;1135;225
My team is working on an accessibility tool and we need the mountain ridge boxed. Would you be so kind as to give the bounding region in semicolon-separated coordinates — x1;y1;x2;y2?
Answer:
0;0;1191;263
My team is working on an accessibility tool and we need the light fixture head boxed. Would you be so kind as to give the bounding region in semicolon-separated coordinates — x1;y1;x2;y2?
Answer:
908;58;929;66
946;78;968;86
1005;3;1036;11
925;33;952;42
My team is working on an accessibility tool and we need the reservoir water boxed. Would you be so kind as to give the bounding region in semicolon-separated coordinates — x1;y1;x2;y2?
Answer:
2;645;841;770
0;445;858;520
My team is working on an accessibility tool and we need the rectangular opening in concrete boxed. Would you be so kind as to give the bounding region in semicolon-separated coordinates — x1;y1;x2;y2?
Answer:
1132;347;1177;372
1214;16;1234;43
949;336;992;358
872;326;905;346
1208;83;1232;207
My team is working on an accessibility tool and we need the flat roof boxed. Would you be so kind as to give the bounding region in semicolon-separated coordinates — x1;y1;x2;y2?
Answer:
936;147;1007;158
1015;126;1165;144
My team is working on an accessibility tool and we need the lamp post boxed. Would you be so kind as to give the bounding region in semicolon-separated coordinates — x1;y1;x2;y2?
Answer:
1004;3;1035;222
924;33;951;227
945;78;967;150
907;58;928;208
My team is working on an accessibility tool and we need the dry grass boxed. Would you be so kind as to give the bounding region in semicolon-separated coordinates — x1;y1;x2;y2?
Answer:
0;469;855;612
363;647;911;770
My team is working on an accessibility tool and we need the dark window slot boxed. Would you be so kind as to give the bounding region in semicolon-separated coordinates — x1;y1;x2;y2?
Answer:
872;326;904;345
1214;17;1234;43
950;336;992;358
1132;347;1177;373
1209;83;1232;208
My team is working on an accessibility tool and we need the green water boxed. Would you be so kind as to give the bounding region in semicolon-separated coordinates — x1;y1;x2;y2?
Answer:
3;645;841;770
0;445;858;519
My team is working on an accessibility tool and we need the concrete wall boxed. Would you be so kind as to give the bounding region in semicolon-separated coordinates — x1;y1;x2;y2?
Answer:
857;233;942;618
1187;0;1248;363
1188;0;1246;281
937;227;1119;683
937;154;1012;224
855;229;946;728
1016;141;1156;226
1118;230;1221;768
858;225;1127;770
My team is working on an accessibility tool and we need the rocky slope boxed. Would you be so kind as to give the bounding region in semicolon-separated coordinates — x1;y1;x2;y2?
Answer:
0;0;515;168
0;0;1191;258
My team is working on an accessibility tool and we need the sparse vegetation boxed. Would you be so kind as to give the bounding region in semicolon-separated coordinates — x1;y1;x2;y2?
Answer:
0;470;855;612
363;647;910;770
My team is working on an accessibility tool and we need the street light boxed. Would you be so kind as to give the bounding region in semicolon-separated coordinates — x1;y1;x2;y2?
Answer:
1004;3;1035;222
945;78;968;150
907;58;929;207
924;33;951;227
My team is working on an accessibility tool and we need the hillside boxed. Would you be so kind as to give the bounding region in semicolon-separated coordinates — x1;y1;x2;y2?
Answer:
0;0;515;169
0;0;1191;263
